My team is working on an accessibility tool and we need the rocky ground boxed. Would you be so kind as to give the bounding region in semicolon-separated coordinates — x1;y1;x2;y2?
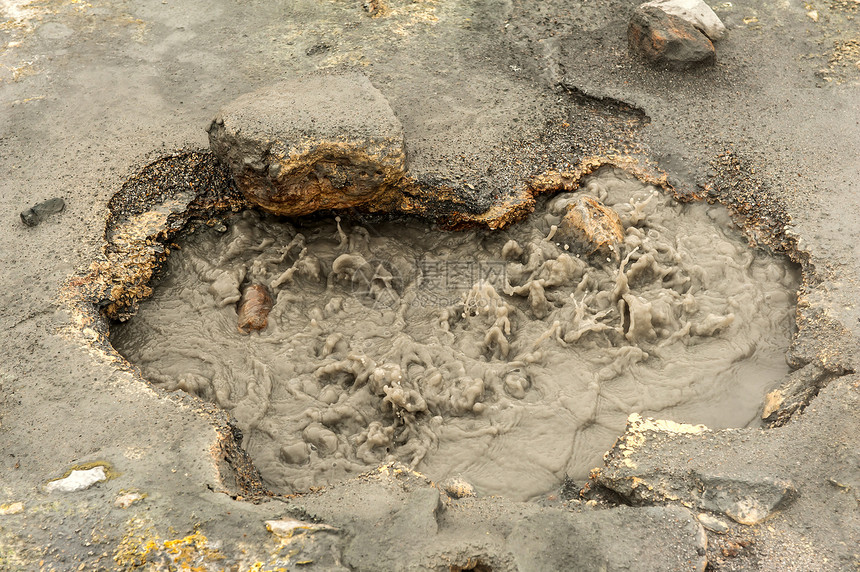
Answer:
1;0;858;570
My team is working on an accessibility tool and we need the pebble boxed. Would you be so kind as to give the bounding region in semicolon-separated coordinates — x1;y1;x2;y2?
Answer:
441;476;476;499
20;197;66;227
0;502;24;515
265;518;337;539
628;6;716;69
641;0;727;40
697;512;730;533
114;492;145;509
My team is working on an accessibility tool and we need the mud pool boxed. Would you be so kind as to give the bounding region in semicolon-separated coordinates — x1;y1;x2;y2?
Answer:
110;169;799;501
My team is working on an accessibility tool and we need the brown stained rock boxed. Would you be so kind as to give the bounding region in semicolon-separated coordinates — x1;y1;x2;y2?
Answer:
628;6;716;69
208;72;408;217
237;284;273;333
557;195;625;257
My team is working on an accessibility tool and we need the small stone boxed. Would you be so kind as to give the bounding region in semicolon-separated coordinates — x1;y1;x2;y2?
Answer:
363;0;388;16
265;518;337;539
641;0;727;40
20;197;65;227
46;466;107;493
237;284;273;333
0;502;25;515
114;492;145;509
441;476;475;499
721;540;750;558
628;6;716;69
698;474;798;525
762;389;783;419
697;512;730;533
557;196;625;257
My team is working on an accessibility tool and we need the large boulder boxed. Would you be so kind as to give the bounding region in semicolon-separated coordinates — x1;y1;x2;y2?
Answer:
208;72;407;216
628;6;716;69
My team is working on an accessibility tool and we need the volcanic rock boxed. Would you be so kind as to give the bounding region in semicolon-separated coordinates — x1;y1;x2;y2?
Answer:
208;72;407;216
628;6;716;69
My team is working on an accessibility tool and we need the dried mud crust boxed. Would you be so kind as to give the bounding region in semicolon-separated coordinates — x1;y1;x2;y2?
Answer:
73;151;248;322
112;168;798;498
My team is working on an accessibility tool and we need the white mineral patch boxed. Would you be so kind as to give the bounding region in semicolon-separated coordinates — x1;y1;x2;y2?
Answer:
46;466;107;493
0;502;24;515
642;0;727;40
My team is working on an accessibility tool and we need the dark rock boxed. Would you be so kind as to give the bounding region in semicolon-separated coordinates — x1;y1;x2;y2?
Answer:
20;197;65;227
628;6;716;69
762;362;839;426
208;72;407;217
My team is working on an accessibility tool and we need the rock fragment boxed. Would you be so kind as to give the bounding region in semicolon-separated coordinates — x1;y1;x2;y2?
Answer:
557;195;625;257
761;363;836;426
641;0;726;40
237;284;273;333
0;502;24;515
697;512;730;533
20;197;65;227
594;414;798;525
628;6;716;69
697;474;798;525
114;492;145;509
46;466;107;493
266;518;337;539
208;72;407;216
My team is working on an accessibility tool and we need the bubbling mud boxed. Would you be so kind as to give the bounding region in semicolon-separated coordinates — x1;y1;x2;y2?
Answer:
110;169;799;501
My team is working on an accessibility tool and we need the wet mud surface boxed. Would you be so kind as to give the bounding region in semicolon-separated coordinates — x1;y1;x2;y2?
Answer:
112;169;797;500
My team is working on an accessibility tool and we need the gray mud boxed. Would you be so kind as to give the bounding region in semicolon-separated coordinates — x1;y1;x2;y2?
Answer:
111;169;798;500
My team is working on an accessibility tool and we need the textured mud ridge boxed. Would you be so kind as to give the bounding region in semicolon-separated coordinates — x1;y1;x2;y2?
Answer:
111;169;799;501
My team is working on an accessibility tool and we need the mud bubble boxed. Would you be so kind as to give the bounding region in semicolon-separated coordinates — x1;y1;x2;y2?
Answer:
110;168;799;501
